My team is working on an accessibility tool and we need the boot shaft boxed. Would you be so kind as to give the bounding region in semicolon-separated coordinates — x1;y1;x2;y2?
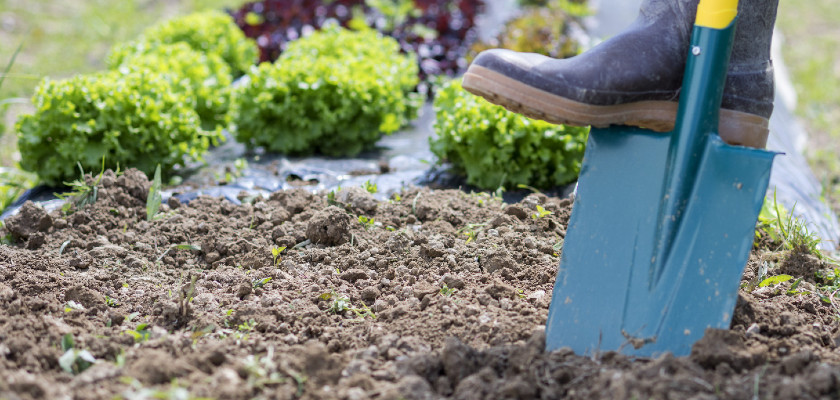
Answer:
638;0;778;64
731;0;779;67
638;0;778;118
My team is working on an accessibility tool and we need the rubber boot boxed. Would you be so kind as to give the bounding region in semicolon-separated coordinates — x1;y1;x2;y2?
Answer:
462;0;779;148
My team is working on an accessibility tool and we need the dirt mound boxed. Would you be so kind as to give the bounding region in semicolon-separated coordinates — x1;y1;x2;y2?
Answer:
1;168;838;399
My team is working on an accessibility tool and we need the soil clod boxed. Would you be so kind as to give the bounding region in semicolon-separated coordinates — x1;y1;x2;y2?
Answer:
4;201;52;241
306;205;352;245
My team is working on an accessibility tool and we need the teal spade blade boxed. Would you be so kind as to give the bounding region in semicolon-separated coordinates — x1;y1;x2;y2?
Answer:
545;127;776;357
545;18;779;357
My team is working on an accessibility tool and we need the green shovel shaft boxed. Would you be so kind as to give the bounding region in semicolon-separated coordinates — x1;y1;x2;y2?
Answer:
652;21;737;285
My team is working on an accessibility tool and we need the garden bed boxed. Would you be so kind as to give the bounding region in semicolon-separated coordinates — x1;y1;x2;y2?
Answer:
1;169;839;399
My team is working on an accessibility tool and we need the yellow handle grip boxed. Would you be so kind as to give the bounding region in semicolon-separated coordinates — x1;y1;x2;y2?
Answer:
695;0;738;29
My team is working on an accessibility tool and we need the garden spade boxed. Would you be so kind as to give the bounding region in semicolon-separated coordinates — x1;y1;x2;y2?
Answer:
545;0;778;357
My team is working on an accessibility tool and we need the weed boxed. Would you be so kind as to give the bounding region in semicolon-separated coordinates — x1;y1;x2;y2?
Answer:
321;291;352;314
363;180;378;194
787;277;806;295
189;325;215;344
252;277;272;289
271;246;286;266
156;243;200;263
750;194;840;305
248;211;257;229
242;347;285;389
494;185;506;202
0;228;12;246
457;223;487;244
146;164;163;221
124;323;151;343
816;267;840;286
64;301;85;313
812;268;840;305
552;239;564;256
439;284;456;296
291;372;308;398
56;160;106;213
319;291;376;320
104;296;120;307
466;191;504;208
177;275;197;322
755;193;822;254
758;275;793;287
517;183;543;194
60;334;74;352
238;319;258;332
532;205;552;219
114;351;126;368
58;334;96;375
350;302;377;320
124;312;140;323
358;215;375;230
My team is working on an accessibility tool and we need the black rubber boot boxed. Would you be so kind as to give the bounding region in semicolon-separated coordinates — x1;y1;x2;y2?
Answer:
462;0;779;148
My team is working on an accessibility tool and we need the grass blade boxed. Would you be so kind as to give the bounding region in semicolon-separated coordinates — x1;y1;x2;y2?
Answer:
146;165;162;221
0;40;24;92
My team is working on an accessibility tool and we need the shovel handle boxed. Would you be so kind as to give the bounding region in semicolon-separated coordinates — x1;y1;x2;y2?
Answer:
651;1;739;284
696;0;738;29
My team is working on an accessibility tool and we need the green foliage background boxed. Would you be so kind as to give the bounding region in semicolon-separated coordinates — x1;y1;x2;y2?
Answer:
108;42;233;131
431;79;589;190
107;10;257;77
469;0;589;61
233;26;421;157
16;71;213;185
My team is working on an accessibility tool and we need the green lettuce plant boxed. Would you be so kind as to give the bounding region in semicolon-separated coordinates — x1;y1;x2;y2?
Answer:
233;26;421;157
108;10;257;77
16;71;212;185
108;42;233;130
431;79;588;189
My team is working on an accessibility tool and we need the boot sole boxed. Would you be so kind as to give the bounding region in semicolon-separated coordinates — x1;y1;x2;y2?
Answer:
463;65;769;148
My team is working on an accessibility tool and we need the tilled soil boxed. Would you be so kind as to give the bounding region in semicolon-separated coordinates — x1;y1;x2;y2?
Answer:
1;169;839;400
